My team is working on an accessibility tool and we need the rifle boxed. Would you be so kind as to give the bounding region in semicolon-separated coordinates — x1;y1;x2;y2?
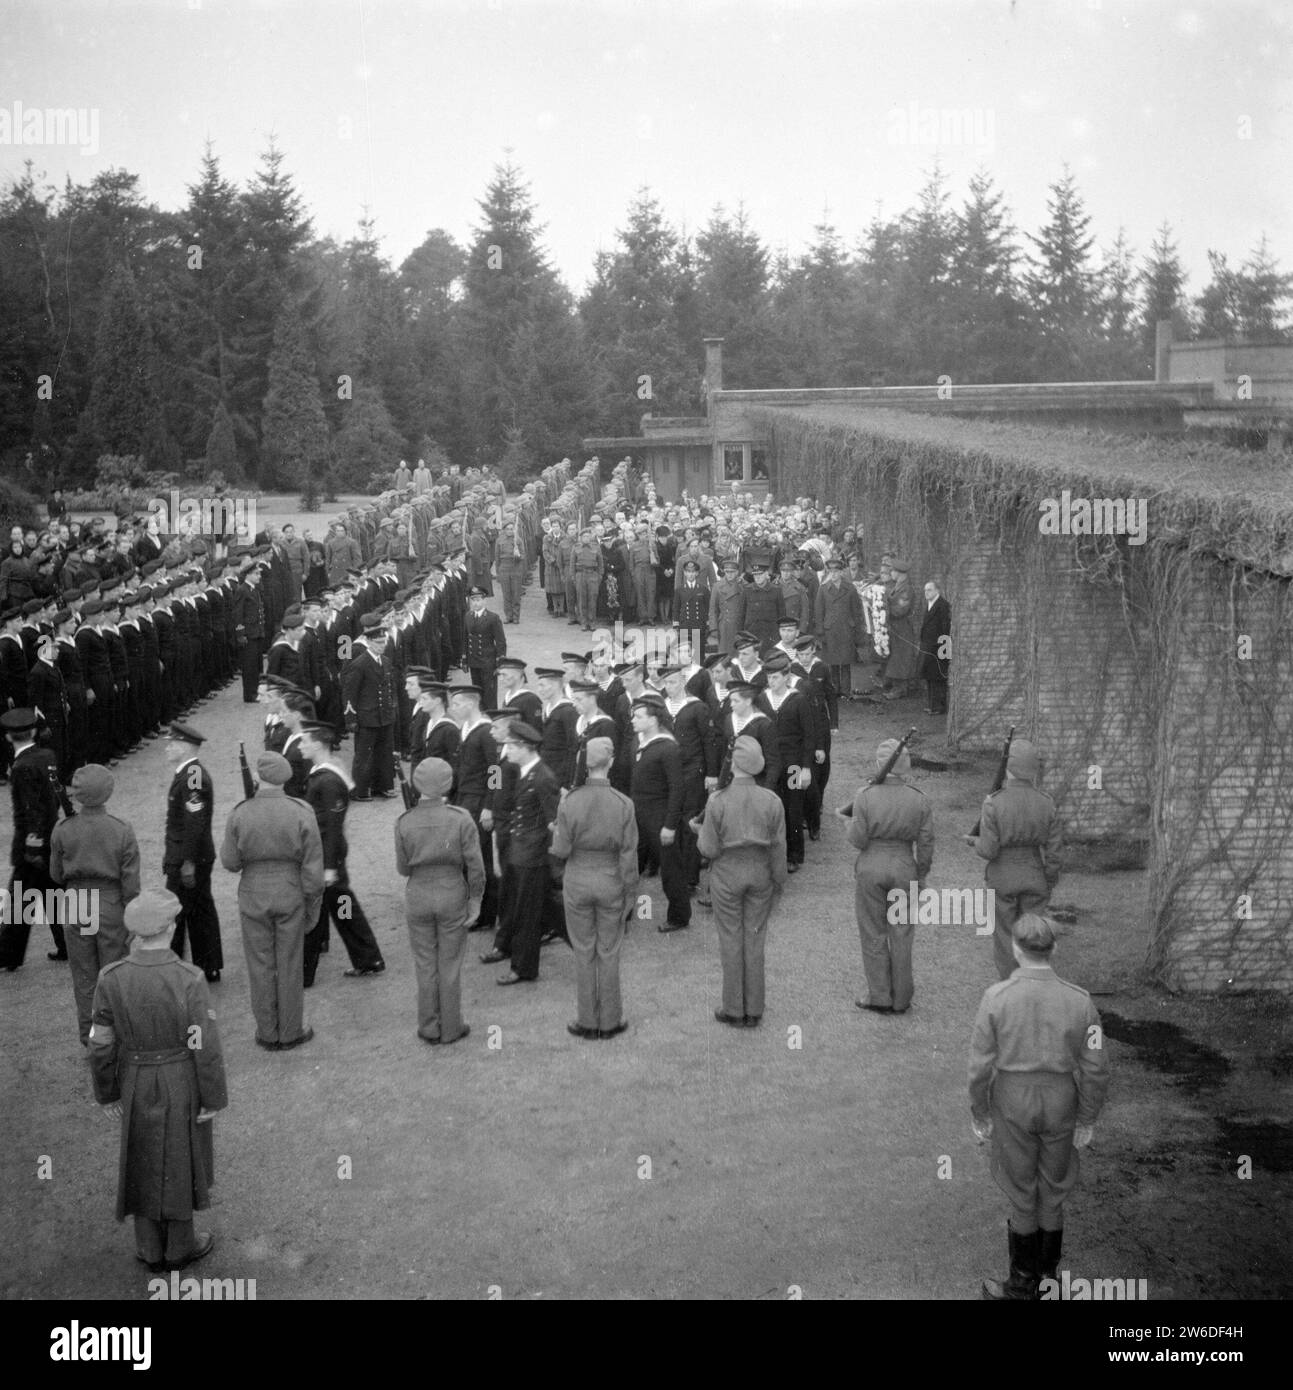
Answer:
838;726;918;817
968;726;1015;836
49;765;75;819
394;754;416;810
238;741;258;800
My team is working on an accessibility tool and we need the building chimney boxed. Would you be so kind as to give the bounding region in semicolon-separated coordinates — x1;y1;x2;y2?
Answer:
1155;319;1173;383
703;337;724;399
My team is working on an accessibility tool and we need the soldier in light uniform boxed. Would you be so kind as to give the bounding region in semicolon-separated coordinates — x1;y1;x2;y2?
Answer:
965;739;1063;980
844;737;934;1015
88;888;227;1273
50;764;140;1045
394;756;484;1045
968;914;1110;1300
219;751;325;1050
551;736;638;1039
694;734;786;1028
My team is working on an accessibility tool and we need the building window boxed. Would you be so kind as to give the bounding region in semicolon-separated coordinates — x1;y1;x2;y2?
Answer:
719;443;772;483
659;456;671;474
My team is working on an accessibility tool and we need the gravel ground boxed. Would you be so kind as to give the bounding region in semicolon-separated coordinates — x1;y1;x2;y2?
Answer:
3;565;1289;1301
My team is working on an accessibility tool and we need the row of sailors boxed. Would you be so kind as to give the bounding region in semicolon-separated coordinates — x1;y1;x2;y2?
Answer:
260;628;838;932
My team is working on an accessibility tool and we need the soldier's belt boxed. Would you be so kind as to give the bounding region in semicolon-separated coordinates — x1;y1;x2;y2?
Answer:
123;1047;190;1066
862;838;916;849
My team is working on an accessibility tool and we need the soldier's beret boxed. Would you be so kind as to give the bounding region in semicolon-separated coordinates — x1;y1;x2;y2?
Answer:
656;664;684;678
70;763;114;807
726;680;758;697
875;738;910;774
763;654;791;674
793;635;818;651
631;694;666;713
124;889;181;939
21;598;43;616
405;666;436;678
256;751;291;786
446;683;483;698
78;579;99;596
52;608;73;626
1007;740;1041;781
703;653;730;672
297;720;334;741
412;757;454;798
360;613;385;632
80;599;104;616
282;610;304;629
167;721;206;746
560;651;590;664
533;667;564;680
0;707;38;733
568;679;600;694
503;721;542;745
496;657;526;671
731;734;765;777
467;586;487;598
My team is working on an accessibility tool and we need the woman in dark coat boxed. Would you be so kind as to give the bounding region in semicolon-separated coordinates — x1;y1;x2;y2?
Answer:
597;527;628;623
0;541;34;605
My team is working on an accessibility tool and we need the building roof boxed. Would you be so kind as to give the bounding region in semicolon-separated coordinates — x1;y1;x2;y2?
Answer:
748;402;1293;576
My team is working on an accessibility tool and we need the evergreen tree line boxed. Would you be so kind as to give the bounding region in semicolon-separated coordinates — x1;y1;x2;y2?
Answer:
1;145;1289;497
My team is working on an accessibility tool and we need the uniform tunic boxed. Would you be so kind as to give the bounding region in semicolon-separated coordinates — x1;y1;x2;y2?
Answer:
342;643;398;796
631;734;690;929
968;964;1110;1227
0;741;65;968
51;805;141;1043
848;777;934;1012
552;781;639;1032
395;799;484;1041
89;949;227;1222
974;782;1063;980
164;757;222;975
500;759;563;980
698;776;787;1021
220;787;324;1046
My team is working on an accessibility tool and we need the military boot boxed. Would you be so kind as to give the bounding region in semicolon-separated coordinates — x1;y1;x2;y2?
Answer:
981;1225;1040;1300
1037;1227;1063;1293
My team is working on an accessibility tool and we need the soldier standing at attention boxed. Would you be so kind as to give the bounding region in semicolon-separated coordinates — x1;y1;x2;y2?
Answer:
297;722;386;987
342;612;399;800
694;735;786;1028
163;721;222;983
965;738;1062;980
394;756;484;1045
493;721;563;987
50;764;140;1045
495;523;526;624
845;737;933;1015
88;888;227;1273
630;693;691;934
463;586;507;708
551;736;638;1039
968;915;1110;1300
220;751;324;1050
232;561;266;704
0;706;67;969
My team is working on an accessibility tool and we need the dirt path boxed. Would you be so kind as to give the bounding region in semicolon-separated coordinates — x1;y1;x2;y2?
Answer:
3;575;1289;1300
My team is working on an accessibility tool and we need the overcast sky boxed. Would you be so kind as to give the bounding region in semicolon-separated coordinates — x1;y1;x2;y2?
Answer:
5;0;1291;296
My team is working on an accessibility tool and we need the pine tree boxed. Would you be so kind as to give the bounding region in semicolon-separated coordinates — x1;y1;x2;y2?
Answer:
895;164;958;380
1139;223;1190;370
696;202;776;387
261;302;331;500
333;382;405;490
1195;251;1242;339
204;399;238;479
580;188;699;436
949;171;1026;381
1025;166;1099;379
1236;235;1293;340
773;217;857;386
1094;229;1142;380
87;263;169;462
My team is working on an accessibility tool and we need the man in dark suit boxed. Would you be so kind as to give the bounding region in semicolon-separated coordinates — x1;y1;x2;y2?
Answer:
630;693;690;933
341;612;398;799
919;579;951;716
463;586;506;709
232;563;267;703
758;653;818;871
493;721;563;986
163;721;222;982
0;707;67;968
670;557;710;657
